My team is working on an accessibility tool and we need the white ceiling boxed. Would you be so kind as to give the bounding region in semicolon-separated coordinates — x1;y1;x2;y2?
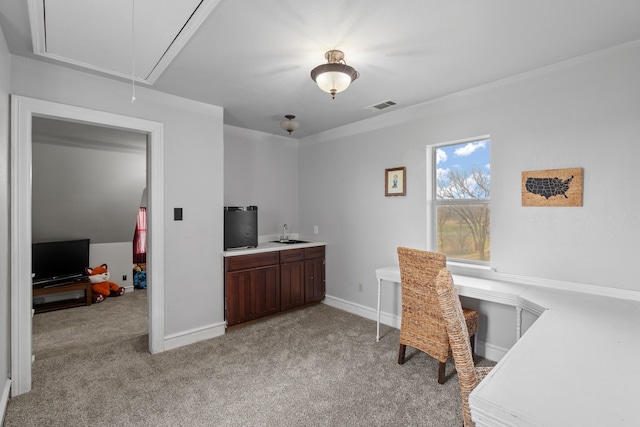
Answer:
28;0;219;84
1;0;640;138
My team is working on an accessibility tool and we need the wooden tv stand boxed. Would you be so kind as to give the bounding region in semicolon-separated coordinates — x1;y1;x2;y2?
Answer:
33;278;92;313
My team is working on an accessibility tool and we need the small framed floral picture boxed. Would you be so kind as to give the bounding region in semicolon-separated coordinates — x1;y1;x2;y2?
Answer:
385;166;406;196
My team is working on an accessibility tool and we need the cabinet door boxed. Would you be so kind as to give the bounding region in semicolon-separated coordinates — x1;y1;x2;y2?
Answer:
281;261;305;310
226;270;254;326
254;265;280;318
305;257;325;304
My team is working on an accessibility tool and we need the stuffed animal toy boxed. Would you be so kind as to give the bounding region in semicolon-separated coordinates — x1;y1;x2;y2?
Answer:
86;264;125;303
133;264;147;289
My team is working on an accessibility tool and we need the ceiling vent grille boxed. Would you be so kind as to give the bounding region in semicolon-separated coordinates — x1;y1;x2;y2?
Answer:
365;100;397;112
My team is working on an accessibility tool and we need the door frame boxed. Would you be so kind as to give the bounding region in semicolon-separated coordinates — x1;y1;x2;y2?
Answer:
10;95;165;396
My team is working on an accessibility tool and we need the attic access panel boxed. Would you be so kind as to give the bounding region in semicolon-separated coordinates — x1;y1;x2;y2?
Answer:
29;0;221;84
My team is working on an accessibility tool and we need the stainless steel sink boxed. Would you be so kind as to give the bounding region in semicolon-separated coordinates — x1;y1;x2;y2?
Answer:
270;239;309;244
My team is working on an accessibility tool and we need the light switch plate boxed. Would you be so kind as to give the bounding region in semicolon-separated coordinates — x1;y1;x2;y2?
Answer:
174;208;183;221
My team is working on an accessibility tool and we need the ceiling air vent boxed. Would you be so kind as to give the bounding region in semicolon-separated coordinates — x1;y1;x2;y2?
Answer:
365;100;397;112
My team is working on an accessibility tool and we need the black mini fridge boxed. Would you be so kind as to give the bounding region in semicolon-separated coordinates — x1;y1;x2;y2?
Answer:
224;206;258;250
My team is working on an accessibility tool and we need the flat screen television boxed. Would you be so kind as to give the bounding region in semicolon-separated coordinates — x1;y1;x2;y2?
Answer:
32;239;90;287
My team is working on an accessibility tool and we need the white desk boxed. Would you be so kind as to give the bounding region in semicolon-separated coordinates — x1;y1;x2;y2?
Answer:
472;291;640;426
375;266;528;342
376;265;640;426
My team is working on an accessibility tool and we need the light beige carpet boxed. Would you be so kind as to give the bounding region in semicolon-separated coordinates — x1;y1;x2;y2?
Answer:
32;289;148;361
5;290;493;426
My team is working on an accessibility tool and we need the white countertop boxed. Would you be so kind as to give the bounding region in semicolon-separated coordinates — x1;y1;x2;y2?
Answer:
223;240;325;257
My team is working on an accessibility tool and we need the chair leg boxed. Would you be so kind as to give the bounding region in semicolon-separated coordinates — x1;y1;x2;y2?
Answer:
398;344;406;364
470;334;476;362
438;361;446;384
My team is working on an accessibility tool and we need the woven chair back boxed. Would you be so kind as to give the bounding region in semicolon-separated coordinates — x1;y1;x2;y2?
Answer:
397;247;449;362
436;267;479;427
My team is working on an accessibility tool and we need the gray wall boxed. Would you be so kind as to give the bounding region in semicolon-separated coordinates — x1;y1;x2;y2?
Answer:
297;42;640;353
224;125;299;237
0;16;10;398
31;117;147;245
32;140;145;244
10;55;225;337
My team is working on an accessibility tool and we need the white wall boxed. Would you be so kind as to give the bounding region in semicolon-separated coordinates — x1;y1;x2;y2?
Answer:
224;125;299;237
90;242;135;291
298;42;640;357
31;141;146;244
10;56;225;338
0;18;12;415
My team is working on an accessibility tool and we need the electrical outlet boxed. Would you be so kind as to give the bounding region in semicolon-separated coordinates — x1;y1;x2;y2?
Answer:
122;275;127;281
358;282;363;292
313;225;319;234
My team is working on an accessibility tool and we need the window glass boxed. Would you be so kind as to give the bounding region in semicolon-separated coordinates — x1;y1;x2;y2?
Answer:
433;138;490;263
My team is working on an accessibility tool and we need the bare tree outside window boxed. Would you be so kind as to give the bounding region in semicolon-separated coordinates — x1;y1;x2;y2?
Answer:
434;139;490;262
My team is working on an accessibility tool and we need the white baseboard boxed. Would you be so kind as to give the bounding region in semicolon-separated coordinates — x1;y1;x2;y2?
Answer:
474;340;508;362
323;294;388;321
163;321;226;351
0;378;11;426
323;294;505;362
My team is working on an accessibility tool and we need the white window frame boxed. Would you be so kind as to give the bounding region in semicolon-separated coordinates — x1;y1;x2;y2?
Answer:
426;135;491;266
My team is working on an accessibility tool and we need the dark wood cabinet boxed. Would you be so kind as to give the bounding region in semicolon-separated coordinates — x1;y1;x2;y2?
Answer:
254;265;280;318
280;249;305;310
225;269;254;326
304;246;326;304
224;245;325;328
224;251;280;327
32;278;93;313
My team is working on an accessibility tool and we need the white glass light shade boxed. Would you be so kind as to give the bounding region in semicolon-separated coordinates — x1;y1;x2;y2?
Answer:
314;68;353;95
280;115;300;135
310;50;359;99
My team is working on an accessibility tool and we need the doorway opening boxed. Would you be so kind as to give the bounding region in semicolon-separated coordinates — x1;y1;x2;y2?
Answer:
31;116;148;360
10;95;165;396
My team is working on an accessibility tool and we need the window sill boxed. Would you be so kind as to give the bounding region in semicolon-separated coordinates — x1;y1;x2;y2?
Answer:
446;261;495;279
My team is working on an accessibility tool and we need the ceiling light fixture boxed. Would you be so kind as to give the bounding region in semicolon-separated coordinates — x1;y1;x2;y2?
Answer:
280;115;300;135
310;50;360;99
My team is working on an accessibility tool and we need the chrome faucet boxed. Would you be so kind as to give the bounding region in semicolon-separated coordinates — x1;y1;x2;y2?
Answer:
281;224;288;242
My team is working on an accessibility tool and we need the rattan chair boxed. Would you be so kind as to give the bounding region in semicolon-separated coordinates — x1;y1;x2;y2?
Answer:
397;247;479;384
436;267;493;427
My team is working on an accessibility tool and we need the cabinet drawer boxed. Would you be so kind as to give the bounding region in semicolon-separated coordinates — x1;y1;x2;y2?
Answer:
225;251;280;271
305;246;325;260
280;248;304;263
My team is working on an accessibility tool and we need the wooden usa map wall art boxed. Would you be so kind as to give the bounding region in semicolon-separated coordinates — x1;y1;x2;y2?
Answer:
522;167;583;207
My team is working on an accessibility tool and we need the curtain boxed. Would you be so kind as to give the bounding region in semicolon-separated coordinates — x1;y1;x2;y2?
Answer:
133;207;147;264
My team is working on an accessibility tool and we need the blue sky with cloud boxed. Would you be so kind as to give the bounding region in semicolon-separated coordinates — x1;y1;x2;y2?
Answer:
436;138;490;177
